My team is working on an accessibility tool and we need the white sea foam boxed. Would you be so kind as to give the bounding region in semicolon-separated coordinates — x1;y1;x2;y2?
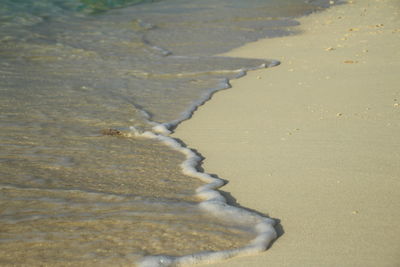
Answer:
151;61;279;134
129;60;280;266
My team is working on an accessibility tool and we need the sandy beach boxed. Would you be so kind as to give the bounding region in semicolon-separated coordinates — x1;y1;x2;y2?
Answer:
173;0;400;266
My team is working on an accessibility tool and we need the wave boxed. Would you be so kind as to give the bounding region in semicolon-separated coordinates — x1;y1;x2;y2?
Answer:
127;60;280;266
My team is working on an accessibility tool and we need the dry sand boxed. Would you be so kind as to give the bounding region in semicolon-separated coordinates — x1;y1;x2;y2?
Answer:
173;0;400;266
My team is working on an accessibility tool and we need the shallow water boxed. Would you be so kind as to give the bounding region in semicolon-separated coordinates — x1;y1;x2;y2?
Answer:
0;0;330;265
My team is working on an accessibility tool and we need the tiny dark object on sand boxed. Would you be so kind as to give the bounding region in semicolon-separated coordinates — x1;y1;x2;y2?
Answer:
101;128;123;136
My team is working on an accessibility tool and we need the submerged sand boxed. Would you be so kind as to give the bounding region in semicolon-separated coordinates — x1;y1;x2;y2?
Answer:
174;0;400;266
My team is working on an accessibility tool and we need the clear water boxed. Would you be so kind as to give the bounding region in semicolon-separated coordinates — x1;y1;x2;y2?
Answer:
0;0;330;265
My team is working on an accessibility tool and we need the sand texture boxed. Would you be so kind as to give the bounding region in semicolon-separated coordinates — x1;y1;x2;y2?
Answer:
173;0;400;266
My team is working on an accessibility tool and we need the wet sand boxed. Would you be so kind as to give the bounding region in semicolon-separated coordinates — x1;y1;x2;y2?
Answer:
173;0;400;266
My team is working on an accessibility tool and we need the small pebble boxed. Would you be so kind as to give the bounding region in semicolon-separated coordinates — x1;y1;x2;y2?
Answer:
336;113;343;117
256;76;262;79
325;47;335;51
394;103;399;107
352;210;359;214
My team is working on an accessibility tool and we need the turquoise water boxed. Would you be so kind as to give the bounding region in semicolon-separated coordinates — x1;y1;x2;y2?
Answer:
0;0;330;265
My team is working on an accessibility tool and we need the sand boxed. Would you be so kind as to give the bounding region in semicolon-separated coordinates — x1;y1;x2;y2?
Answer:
173;0;400;266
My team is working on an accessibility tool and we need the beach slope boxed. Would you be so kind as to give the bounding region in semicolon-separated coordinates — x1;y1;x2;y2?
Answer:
174;0;400;266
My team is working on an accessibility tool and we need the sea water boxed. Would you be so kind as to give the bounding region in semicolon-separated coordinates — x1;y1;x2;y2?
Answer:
0;0;331;266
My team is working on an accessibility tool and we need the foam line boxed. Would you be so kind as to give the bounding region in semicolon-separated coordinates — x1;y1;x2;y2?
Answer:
153;60;280;134
128;59;280;266
130;127;277;267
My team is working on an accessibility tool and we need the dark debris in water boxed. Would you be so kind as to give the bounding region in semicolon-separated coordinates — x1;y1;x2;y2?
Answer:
101;128;123;136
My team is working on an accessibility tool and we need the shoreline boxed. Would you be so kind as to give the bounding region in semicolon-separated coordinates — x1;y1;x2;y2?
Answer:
173;0;400;266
